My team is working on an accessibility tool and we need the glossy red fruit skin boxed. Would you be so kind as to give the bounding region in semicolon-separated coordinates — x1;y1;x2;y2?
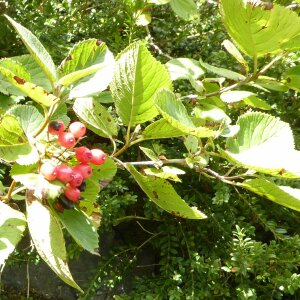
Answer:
58;132;76;148
75;147;93;163
64;184;81;202
48;120;65;135
90;148;107;165
56;164;74;182
68;122;86;138
73;163;93;179
69;170;84;187
40;161;57;181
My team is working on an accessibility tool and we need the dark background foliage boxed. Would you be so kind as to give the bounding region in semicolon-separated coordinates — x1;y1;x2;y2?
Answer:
2;0;300;299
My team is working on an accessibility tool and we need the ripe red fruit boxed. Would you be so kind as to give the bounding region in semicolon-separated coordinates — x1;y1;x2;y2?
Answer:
75;147;93;163
48;120;65;135
68;121;86;138
90;148;107;165
58;132;76;148
64;184;81;202
69;170;84;187
40;161;57;181
56;164;74;182
73;163;93;179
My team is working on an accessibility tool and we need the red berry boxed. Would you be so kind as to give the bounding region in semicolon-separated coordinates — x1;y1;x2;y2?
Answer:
64;184;81;202
73;163;93;179
48;120;65;135
58;132;76;148
40;161;57;181
69;170;84;187
75;147;93;163
68;122;86;138
90;148;107;165
56;164;74;182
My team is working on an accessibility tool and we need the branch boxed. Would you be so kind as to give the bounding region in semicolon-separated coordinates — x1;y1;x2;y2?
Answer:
205;51;287;98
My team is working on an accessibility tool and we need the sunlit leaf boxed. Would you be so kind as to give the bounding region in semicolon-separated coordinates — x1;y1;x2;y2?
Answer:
127;164;206;219
111;41;172;126
0;202;26;266
220;0;300;57
5;15;57;83
26;195;82;291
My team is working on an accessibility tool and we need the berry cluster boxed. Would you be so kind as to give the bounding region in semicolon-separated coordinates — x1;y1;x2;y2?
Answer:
40;120;107;212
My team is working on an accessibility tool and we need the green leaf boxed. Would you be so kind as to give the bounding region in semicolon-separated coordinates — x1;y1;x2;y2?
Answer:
169;0;198;21
221;112;300;178
255;76;288;92
200;59;245;81
139;146;160;162
5;15;57;83
221;39;249;72
81;158;117;203
239;178;300;212
220;91;272;110
54;208;99;255
7;105;44;137
148;0;170;4
13;174;63;200
94;91;114;104
142;119;185;140
0;65;58;107
50;103;70;129
194;104;231;124
111;41;173;126
166;58;204;81
73;97;117;139
154;89;216;138
26;195;82;292
283;65;300;91
59;39;115;89
144;166;185;182
10;163;38;176
11;54;53;91
90;157;117;182
0;115;36;163
135;11;151;26
219;0;300;57
0;58;30;96
127;164;206;219
0;202;26;266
